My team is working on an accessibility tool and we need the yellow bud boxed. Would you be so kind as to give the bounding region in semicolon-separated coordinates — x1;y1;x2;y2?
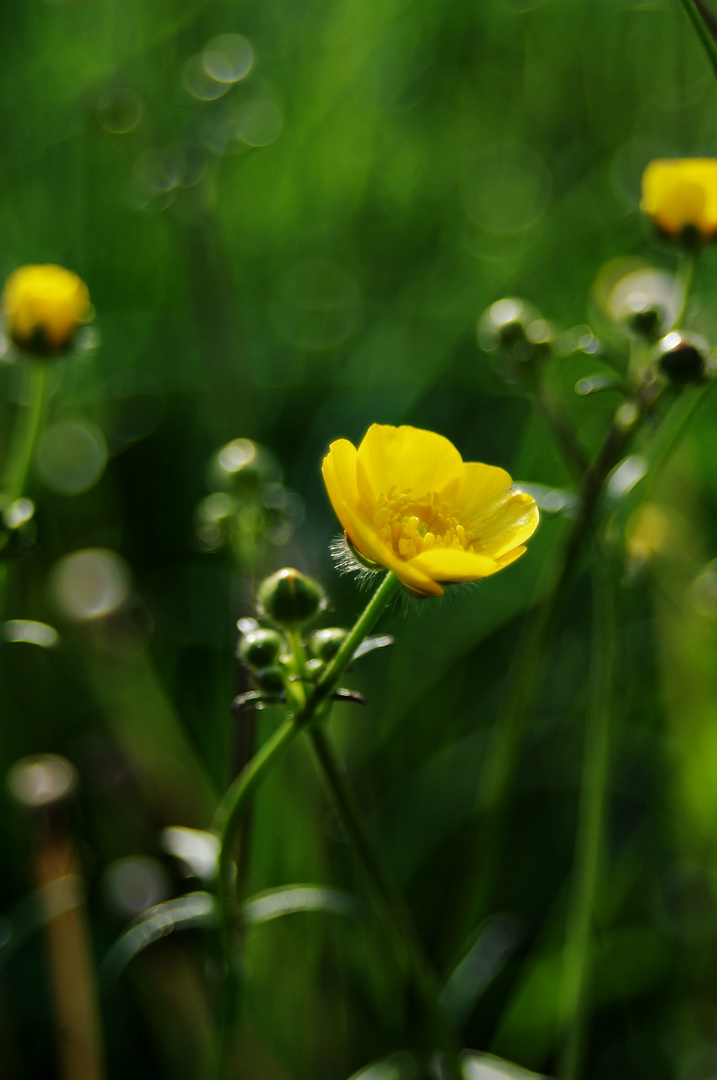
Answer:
641;159;717;246
2;264;91;357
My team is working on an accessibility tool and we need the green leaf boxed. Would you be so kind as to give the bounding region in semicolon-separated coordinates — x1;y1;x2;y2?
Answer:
441;914;521;1028
241;884;361;925
101;892;217;982
461;1052;546;1079
346;1053;420;1080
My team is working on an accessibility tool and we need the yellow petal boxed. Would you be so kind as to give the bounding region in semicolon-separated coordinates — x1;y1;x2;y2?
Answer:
356;424;464;504
472;490;540;559
322;439;439;595
456;461;514;526
409;548;503;582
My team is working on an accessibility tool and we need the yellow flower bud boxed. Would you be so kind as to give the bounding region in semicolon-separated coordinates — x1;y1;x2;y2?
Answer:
641;159;717;246
2;264;91;356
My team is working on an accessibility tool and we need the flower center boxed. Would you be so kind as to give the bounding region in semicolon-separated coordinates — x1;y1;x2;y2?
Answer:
374;489;476;561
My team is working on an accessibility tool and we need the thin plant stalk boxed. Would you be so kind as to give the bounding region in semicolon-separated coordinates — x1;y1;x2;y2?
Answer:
559;557;617;1080
307;723;462;1080
677;0;717;81
210;569;401;1077
0;360;48;619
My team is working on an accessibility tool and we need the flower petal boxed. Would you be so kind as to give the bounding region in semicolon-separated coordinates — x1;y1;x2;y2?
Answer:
356;424;464;503
471;490;539;559
322;439;440;596
456;462;514;526
409;548;504;582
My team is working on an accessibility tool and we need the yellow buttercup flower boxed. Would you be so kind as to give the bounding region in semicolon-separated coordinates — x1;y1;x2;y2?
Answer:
641;158;717;244
2;264;91;356
322;424;539;598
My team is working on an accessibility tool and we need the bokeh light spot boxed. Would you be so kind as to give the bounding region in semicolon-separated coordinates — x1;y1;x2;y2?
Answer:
202;34;253;83
36;420;107;495
52;549;130;621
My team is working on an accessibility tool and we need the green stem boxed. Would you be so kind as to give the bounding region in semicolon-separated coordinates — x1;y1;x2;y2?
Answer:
1;360;47;505
307;724;462;1080
0;361;48;621
210;570;401;1077
670;247;698;330
559;557;617;1080
677;0;717;81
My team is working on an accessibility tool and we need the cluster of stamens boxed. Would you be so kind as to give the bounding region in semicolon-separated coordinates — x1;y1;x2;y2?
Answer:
374;488;476;561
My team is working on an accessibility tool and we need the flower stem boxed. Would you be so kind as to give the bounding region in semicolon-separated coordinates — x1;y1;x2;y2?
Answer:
671;247;698;330
210;570;401;1077
559;556;617;1080
307;723;462;1080
677;0;717;82
0;360;48;621
1;360;47;505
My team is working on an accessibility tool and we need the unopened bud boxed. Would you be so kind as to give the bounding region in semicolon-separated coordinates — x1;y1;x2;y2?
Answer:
307;627;347;662
238;628;283;669
656;332;707;387
257;567;324;629
253;665;286;694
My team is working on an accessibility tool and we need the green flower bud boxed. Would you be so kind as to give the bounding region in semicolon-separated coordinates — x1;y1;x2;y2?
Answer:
253;665;286;694
307;627;347;662
656;331;707;387
257;567;324;629
238;628;283;669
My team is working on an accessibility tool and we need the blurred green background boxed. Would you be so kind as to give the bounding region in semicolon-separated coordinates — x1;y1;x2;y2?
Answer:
3;0;717;1077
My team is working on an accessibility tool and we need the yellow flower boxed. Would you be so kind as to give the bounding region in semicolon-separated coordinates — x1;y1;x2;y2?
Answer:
322;424;539;598
2;264;91;356
641;158;717;244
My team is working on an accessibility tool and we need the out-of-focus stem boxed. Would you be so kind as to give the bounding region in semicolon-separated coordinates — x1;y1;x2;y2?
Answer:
37;822;105;1080
559;558;616;1080
678;0;717;81
0;361;47;620
307;723;462;1079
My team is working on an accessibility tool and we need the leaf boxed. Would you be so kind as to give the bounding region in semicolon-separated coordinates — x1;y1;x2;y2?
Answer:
332;688;368;705
346;1052;420;1080
241;884;361;926
352;634;395;661
461;1052;547;1079
101;892;217;982
441;913;522;1028
512;483;577;517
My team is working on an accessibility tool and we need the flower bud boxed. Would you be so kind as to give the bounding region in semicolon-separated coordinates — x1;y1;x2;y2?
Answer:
656;332;707;387
257;567;324;629
2;265;91;357
253;665;286;694
238;628;283;669
307;627;347;662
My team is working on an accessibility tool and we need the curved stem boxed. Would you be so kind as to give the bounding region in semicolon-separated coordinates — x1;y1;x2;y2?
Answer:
211;570;401;1077
307;724;462;1080
559;557;616;1080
